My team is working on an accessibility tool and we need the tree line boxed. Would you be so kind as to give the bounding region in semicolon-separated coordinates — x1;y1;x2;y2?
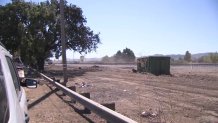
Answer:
197;52;218;63
102;48;136;63
101;49;218;64
172;51;218;64
0;0;100;70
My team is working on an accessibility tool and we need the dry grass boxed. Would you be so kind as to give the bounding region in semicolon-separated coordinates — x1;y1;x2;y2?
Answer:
27;64;218;123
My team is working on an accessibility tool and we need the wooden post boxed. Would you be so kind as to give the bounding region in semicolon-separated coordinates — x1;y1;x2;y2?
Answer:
101;103;115;123
69;86;76;103
80;93;91;114
101;103;115;111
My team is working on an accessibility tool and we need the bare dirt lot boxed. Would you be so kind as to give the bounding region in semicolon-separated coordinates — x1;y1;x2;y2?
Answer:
26;64;218;123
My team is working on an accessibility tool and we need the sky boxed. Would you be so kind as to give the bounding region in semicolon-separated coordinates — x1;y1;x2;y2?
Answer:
1;0;218;59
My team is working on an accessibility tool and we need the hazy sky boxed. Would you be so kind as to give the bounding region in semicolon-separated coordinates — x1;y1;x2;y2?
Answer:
1;0;218;59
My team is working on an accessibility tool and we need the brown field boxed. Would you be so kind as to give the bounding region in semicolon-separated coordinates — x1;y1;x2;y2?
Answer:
26;64;218;123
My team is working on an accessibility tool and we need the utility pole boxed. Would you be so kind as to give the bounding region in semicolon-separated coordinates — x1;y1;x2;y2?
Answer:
60;0;68;86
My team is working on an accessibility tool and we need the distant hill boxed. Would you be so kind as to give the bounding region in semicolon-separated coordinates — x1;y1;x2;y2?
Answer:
166;54;184;60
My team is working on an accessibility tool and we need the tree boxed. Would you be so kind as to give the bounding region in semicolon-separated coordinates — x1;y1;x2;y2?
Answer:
12;0;24;3
113;48;135;63
209;52;218;63
101;55;110;63
122;48;135;62
114;50;122;62
0;2;29;54
184;51;191;62
101;48;135;63
198;55;211;63
0;1;100;70
197;53;218;63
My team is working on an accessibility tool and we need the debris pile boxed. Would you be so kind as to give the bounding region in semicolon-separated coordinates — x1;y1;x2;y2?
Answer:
75;82;93;88
132;69;137;73
141;109;159;118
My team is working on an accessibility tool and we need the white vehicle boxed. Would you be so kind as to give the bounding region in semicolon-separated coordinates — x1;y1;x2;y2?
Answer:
0;44;37;123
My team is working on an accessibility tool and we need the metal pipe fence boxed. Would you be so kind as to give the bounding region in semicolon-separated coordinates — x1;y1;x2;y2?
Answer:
39;72;137;123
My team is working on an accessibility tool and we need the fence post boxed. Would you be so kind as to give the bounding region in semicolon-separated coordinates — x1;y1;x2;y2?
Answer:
102;103;115;111
69;86;76;103
80;93;91;114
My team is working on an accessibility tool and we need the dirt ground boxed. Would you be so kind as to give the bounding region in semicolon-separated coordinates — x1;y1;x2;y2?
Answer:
25;64;218;123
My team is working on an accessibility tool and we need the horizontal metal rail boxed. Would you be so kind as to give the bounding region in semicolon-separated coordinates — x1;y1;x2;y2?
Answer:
39;72;137;123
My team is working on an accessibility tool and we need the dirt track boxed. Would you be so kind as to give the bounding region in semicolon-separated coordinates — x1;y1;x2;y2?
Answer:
26;64;218;123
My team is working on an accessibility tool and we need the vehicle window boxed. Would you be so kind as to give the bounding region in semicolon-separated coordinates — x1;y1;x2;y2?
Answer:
0;60;9;123
6;56;21;95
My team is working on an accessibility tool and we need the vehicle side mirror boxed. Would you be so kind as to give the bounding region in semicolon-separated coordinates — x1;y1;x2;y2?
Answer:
24;79;38;88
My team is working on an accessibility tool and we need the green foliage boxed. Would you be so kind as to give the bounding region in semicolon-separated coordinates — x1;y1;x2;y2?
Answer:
0;1;100;70
101;55;110;63
121;48;136;62
209;52;218;63
114;50;122;62
101;48;135;63
198;52;218;63
0;2;29;54
198;56;211;63
184;51;191;62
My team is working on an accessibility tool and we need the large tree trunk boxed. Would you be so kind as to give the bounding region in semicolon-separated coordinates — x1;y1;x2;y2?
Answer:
37;58;45;71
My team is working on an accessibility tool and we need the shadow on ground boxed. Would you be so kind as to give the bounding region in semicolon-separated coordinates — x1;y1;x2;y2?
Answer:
28;88;58;109
43;66;102;79
46;84;95;123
